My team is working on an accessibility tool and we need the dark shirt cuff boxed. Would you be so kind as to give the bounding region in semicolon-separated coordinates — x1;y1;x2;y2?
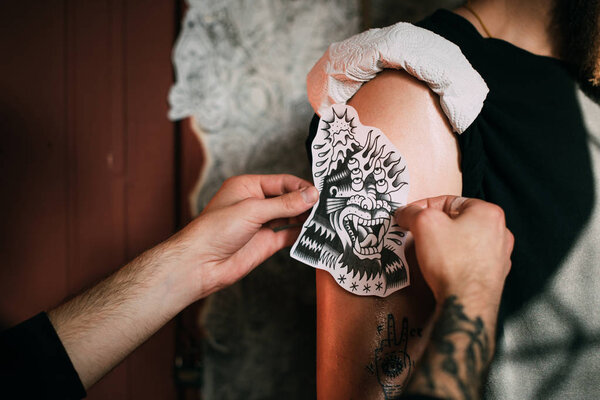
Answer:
1;312;86;399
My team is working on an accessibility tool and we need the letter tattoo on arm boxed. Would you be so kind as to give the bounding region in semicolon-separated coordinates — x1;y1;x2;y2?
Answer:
365;314;425;399
375;314;412;399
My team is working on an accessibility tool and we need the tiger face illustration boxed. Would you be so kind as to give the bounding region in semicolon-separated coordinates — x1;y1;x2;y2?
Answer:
291;105;410;296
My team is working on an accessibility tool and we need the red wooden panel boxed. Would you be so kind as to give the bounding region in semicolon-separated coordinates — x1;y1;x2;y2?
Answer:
0;1;69;327
64;0;127;291
123;0;177;398
123;0;176;256
1;0;178;398
64;0;129;397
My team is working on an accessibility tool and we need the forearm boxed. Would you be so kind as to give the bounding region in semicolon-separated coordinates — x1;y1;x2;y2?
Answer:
316;263;437;400
45;173;317;390
48;240;196;389
405;293;500;400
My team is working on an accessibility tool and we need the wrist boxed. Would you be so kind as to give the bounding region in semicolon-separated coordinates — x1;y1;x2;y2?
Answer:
139;238;202;316
436;278;503;313
433;292;499;354
407;293;498;399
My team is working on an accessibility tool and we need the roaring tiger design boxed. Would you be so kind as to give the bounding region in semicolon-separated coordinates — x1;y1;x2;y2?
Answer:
291;105;410;296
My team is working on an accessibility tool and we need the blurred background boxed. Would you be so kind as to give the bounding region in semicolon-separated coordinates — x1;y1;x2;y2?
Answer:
0;1;460;399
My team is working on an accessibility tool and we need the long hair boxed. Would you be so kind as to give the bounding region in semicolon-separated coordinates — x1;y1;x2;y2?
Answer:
552;0;600;100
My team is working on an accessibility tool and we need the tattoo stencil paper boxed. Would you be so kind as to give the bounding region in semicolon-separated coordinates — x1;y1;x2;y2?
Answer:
290;104;410;297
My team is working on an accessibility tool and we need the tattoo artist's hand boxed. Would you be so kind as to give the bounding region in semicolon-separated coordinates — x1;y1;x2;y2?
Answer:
395;196;514;306
168;174;318;300
44;174;316;390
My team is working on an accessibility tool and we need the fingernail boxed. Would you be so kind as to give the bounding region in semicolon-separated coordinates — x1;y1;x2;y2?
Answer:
300;186;318;204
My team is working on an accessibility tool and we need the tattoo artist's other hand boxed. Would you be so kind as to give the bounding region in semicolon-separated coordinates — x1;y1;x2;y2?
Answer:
395;196;514;306
169;174;318;300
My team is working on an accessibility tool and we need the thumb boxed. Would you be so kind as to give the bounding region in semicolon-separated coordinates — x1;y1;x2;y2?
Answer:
242;186;319;224
394;203;426;230
395;195;475;229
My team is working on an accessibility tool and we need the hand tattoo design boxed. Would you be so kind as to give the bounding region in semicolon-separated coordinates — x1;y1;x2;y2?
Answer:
374;314;412;399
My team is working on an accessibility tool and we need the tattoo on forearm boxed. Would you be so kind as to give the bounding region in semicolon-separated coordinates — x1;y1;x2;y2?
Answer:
410;295;491;400
366;314;422;399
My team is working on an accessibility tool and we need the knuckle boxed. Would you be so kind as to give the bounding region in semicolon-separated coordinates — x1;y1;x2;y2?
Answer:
504;260;513;278
222;175;241;188
280;192;297;211
486;203;505;220
414;208;441;230
238;197;260;214
507;229;515;245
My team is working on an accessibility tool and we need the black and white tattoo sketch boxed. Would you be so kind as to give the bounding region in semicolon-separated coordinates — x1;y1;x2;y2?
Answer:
290;104;410;296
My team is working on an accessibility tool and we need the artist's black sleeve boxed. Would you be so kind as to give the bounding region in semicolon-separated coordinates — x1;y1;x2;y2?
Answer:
402;395;444;400
0;312;86;399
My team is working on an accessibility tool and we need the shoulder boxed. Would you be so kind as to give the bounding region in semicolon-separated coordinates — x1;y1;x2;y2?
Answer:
347;69;462;201
347;69;449;136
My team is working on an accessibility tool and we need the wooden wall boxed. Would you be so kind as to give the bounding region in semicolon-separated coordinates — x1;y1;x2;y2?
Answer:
0;1;199;398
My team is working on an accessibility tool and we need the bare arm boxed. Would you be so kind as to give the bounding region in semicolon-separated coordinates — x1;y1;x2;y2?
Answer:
48;174;318;389
316;70;462;399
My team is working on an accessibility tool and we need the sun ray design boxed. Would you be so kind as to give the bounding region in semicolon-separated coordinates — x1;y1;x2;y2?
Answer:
291;104;411;297
312;108;360;182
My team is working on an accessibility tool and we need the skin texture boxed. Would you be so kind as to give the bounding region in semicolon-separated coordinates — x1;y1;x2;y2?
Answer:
49;174;319;389
456;0;560;57
316;69;462;399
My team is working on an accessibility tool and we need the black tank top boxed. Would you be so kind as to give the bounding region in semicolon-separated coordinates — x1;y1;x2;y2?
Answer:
417;10;594;326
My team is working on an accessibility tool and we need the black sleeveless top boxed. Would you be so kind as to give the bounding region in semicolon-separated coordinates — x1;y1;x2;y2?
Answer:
418;10;594;326
307;9;595;328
